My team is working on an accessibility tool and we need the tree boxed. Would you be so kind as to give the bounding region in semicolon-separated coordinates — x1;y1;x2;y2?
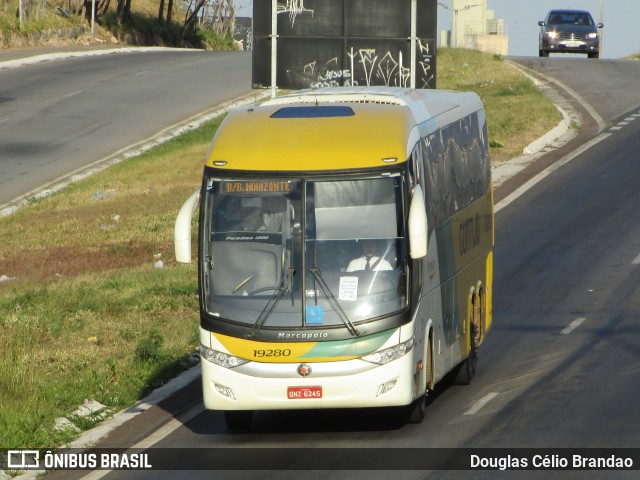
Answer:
158;0;181;23
158;0;166;22
183;0;235;36
115;0;131;22
166;0;174;23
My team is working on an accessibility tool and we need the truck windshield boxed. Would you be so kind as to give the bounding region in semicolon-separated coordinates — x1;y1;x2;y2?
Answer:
201;174;408;331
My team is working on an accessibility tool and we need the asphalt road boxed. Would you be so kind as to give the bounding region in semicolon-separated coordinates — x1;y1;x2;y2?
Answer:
511;57;640;125
12;55;640;479
0;49;252;207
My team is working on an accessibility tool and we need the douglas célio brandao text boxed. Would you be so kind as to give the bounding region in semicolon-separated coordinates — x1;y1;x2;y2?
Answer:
470;453;634;470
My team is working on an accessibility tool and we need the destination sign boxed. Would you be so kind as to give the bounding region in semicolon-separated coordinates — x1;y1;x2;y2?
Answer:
222;181;292;194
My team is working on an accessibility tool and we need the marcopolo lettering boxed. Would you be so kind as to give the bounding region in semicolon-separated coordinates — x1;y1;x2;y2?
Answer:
278;332;329;339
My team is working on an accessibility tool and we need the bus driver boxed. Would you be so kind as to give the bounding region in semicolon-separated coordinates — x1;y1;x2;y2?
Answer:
346;240;393;272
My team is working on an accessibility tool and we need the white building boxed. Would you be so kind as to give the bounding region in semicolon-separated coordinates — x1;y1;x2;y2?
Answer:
440;0;508;55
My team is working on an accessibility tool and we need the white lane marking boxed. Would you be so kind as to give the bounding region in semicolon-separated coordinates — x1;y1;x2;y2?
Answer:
624;117;636;122
632;252;640;265
135;70;150;76
610;126;622;131
464;392;499;416
617;121;629;126
0;118;7;124
63;90;83;99
561;317;586;335
495;133;612;213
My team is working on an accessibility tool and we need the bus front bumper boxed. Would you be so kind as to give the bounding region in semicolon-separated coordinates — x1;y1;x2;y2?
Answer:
201;354;418;411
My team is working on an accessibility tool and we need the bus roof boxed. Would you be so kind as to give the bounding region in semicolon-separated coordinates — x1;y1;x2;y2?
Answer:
205;87;483;172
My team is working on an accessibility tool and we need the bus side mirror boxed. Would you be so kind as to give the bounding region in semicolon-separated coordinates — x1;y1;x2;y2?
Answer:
408;185;428;259
174;189;200;264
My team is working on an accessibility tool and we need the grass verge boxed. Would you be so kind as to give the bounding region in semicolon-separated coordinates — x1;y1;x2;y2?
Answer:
438;49;562;162
0;49;560;449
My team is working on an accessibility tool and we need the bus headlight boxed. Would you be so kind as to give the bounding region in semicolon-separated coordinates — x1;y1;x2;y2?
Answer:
362;338;415;365
200;345;248;368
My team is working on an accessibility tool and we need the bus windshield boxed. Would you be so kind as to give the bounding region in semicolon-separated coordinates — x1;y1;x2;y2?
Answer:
201;174;408;332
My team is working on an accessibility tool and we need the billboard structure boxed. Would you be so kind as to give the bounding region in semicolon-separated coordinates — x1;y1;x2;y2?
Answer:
253;0;437;93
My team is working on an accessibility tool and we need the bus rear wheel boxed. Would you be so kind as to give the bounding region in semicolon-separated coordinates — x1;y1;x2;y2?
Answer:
224;410;253;429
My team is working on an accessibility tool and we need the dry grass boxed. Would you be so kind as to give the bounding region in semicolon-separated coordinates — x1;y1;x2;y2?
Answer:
1;137;206;284
438;49;562;162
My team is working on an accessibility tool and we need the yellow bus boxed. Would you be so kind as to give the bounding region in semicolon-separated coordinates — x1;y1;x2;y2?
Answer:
175;87;494;428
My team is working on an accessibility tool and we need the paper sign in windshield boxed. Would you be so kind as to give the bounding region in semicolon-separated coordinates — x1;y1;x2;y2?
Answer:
338;276;358;301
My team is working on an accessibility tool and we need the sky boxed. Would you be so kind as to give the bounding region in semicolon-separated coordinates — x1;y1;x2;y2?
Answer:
234;1;639;59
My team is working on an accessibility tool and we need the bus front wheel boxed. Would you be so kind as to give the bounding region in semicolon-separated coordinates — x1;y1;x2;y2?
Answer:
405;333;433;424
406;393;428;424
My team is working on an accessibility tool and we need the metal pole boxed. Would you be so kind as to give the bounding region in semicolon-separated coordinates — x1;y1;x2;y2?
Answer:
410;0;417;89
270;0;278;99
599;0;604;56
453;10;457;47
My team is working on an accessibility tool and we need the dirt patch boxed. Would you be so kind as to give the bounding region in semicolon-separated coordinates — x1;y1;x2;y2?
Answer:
0;240;164;287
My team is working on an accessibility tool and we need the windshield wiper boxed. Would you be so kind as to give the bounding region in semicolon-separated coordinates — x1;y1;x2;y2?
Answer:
247;267;295;339
310;266;359;337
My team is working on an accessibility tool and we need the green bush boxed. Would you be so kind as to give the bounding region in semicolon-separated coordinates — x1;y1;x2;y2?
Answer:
135;329;165;362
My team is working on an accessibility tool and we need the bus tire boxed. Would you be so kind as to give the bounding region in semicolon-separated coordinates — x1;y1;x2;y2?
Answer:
453;323;477;385
224;410;253;429
405;332;433;424
406;394;427;424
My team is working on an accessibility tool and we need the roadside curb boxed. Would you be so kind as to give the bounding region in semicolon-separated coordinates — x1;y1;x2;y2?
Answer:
0;88;271;217
68;366;202;449
10;367;201;480
492;59;607;208
491;60;581;189
0;46;201;70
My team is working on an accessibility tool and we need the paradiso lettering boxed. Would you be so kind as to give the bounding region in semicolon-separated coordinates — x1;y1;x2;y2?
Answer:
223;181;291;194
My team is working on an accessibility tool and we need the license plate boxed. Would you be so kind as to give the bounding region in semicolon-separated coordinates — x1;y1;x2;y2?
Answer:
564;41;582;47
287;386;322;399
